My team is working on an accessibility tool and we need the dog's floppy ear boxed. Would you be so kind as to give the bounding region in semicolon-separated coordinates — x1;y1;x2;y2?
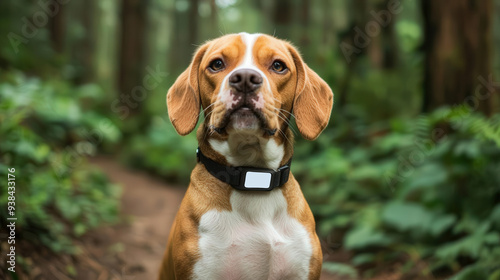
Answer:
288;45;334;140
167;44;208;135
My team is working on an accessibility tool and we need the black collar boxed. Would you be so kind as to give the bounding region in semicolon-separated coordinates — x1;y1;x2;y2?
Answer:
196;147;292;191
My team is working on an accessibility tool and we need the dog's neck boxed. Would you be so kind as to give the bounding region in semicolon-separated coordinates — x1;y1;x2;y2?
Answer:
197;122;294;170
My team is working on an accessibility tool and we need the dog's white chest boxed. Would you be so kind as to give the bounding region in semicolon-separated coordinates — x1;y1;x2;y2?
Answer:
192;190;313;280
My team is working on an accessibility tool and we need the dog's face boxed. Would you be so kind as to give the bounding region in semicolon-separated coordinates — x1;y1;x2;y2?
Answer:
167;33;333;142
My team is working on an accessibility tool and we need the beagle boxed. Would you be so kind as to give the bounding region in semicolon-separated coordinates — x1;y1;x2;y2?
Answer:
159;32;333;280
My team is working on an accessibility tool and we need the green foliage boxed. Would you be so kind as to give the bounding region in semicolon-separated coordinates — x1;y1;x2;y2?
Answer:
0;71;121;253
322;262;359;279
382;201;456;236
120;116;198;184
294;106;500;277
348;66;422;119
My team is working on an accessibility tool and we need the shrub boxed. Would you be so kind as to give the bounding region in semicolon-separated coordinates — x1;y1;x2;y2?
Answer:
294;106;500;278
120;116;198;184
0;71;121;253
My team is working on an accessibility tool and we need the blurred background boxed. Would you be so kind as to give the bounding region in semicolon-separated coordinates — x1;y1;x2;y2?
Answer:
1;0;500;279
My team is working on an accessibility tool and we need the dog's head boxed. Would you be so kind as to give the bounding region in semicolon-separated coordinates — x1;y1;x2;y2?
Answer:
167;33;333;145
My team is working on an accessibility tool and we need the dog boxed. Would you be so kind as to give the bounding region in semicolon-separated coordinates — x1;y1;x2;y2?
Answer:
159;32;333;280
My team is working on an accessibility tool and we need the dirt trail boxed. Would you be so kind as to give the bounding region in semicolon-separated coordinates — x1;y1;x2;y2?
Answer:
83;157;185;279
85;156;341;280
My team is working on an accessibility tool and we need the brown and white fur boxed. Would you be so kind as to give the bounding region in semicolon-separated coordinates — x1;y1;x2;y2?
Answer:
159;32;333;280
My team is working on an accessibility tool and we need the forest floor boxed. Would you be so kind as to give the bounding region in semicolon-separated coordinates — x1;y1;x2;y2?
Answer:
4;156;402;279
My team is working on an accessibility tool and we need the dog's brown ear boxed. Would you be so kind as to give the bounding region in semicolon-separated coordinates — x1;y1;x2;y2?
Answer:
288;45;334;140
167;45;208;135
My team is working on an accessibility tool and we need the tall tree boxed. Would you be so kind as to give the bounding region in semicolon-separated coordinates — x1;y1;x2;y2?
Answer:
299;0;311;48
48;0;65;53
321;0;334;46
421;0;495;115
95;0;120;92
170;0;199;73
272;0;293;39
337;0;368;108
188;0;200;47
209;0;217;33
380;0;399;69
118;0;148;114
80;0;96;83
369;0;399;69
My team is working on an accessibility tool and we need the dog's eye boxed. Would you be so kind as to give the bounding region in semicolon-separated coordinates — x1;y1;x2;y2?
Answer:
209;59;225;72
271;60;287;73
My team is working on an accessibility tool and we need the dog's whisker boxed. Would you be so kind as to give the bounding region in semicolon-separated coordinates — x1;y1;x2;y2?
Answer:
270;109;298;135
276;113;298;136
205;109;213;116
271;96;283;105
277;110;299;135
278;128;293;146
278;108;296;119
199;101;220;118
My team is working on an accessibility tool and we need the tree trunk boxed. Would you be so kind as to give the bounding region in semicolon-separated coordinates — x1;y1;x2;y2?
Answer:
272;0;293;39
421;0;495;115
80;0;96;83
171;0;198;72
188;0;199;46
299;0;311;48
49;0;65;53
321;0;334;46
337;0;368;108
381;8;398;69
209;0;217;33
118;0;148;113
373;0;399;69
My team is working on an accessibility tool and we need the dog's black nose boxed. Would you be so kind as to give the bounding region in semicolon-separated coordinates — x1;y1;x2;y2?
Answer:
229;69;263;93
